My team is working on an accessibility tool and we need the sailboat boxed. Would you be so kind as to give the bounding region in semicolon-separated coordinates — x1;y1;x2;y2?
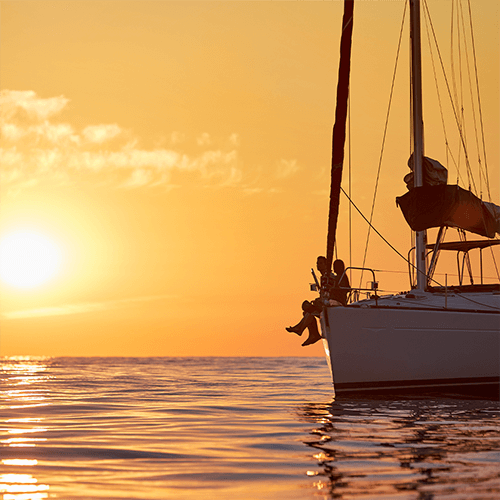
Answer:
318;0;500;398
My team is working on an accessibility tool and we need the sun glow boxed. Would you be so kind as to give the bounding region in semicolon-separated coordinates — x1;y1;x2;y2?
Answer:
0;231;62;289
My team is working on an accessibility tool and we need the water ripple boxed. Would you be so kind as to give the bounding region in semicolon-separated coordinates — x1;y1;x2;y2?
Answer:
1;356;499;499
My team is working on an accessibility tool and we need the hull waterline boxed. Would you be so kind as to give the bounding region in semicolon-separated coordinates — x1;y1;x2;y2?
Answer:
320;301;500;399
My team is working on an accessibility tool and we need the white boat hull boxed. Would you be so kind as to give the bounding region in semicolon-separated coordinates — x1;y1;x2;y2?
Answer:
321;302;500;397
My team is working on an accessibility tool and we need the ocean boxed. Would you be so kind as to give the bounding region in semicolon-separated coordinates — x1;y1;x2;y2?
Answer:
1;356;499;499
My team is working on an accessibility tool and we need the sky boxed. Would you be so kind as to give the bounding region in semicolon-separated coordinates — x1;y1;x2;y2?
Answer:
0;0;499;357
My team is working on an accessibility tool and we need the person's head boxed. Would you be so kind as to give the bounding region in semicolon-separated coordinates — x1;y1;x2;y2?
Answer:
333;259;345;275
316;256;328;274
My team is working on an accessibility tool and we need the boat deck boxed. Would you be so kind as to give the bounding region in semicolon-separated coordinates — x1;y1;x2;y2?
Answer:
347;289;500;313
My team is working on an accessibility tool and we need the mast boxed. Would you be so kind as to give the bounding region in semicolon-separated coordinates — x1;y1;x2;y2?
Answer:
326;0;354;270
410;0;427;290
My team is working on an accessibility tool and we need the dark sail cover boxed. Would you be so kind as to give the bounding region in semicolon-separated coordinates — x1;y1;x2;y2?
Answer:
404;154;448;190
396;185;500;238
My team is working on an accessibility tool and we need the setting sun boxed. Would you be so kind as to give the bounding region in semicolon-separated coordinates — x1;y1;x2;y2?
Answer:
0;230;62;289
0;0;498;357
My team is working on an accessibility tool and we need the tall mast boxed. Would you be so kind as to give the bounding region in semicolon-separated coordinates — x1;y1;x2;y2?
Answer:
326;0;354;270
410;0;427;290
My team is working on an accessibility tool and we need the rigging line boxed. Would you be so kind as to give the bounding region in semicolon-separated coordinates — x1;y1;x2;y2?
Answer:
358;1;407;291
489;244;500;281
466;0;492;202
451;0;469;189
452;293;500;312
450;0;467;186
457;1;466;140
456;0;470;190
459;229;475;285
422;0;478;195
423;6;466;187
348;96;352;285
340;187;443;288
449;0;460;130
342;193;500;311
448;2;466;185
459;0;484;197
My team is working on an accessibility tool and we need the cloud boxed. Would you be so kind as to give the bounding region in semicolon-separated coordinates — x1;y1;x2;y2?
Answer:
275;158;299;179
1;123;26;141
0;148;23;168
196;132;211;146
0;90;301;195
35;122;80;144
170;131;185;145
228;133;240;147
82;124;121;143
0;90;247;192
1;120;79;144
2;294;176;320
0;90;69;121
120;168;156;189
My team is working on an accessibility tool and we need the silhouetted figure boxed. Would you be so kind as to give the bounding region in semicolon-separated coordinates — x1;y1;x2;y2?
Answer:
286;299;323;346
286;257;349;346
330;259;350;306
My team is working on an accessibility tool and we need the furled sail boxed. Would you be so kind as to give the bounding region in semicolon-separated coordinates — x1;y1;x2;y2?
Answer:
396;157;500;238
326;0;354;269
403;153;448;190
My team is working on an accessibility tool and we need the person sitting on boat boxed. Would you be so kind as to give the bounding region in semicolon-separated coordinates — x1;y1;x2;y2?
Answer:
286;257;349;346
330;259;350;306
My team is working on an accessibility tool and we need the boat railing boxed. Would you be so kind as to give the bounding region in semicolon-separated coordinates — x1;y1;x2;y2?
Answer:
340;267;379;305
409;237;500;288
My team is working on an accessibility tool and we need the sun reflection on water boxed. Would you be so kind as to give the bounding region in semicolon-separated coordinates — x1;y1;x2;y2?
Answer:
2;461;38;467
1;358;51;500
0;465;50;500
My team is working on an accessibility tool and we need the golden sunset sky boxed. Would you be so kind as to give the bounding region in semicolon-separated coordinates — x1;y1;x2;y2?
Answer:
1;0;498;357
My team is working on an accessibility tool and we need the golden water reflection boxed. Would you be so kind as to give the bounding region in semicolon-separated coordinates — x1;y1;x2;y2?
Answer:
0;464;50;500
299;399;500;499
1;358;51;500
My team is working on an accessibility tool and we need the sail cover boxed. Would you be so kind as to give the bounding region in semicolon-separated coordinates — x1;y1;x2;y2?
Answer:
396;184;500;238
404;154;448;189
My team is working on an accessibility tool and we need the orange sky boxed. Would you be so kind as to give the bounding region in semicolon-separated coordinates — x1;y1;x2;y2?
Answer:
1;0;498;357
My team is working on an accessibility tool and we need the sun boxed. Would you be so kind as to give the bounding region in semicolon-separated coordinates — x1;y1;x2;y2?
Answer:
0;230;63;289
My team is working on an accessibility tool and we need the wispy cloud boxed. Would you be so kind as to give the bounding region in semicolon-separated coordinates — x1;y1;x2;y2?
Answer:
196;132;211;146
0;90;244;192
82;124;121;144
275;158;299;179
1;90;69;121
2;294;176;320
0;90;300;195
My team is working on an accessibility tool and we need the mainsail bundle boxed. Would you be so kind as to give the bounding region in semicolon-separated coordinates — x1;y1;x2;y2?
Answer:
396;156;500;238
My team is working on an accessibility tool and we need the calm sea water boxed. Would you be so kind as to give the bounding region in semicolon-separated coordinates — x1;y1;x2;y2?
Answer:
1;357;499;500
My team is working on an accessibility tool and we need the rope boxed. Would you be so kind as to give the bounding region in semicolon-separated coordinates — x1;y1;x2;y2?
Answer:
423;6;465;187
466;0;492;202
452;0;470;189
449;0;465;174
457;0;484;198
348;96;352;285
340;187;443;287
422;0;478;195
342;187;500;311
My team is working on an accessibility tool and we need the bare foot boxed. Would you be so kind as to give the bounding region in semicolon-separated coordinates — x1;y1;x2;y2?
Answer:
286;327;302;336
302;334;322;346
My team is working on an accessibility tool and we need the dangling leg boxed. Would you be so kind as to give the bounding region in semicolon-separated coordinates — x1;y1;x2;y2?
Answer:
286;313;313;336
301;316;322;346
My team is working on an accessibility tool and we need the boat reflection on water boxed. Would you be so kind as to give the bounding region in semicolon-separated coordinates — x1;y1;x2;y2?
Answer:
298;397;500;499
1;358;51;500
